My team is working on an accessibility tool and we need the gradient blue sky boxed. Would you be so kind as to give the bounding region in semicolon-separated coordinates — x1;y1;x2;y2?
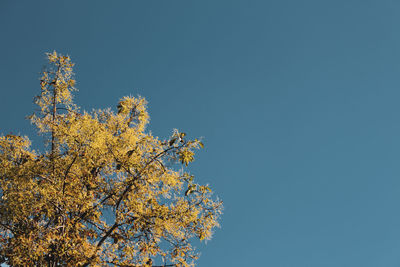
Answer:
2;1;400;266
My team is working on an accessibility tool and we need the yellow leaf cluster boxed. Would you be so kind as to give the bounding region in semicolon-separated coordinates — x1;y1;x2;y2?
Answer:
0;52;222;266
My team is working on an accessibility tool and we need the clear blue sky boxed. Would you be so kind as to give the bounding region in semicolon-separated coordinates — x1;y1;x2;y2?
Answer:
2;1;400;266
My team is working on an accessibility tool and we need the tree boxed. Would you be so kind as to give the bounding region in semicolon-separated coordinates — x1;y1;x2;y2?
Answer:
0;52;222;266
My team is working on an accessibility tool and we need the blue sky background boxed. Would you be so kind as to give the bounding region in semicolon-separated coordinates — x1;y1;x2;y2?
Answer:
2;1;400;266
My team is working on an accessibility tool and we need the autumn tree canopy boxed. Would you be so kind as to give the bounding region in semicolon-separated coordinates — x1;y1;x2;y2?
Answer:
0;52;222;266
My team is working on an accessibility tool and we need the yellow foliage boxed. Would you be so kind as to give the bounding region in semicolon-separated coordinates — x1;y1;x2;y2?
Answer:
0;52;222;266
